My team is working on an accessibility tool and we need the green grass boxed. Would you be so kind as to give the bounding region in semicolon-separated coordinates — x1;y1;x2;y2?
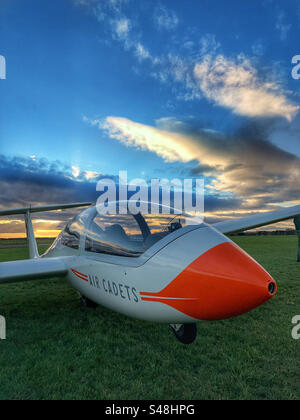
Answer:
0;237;299;400
0;239;54;246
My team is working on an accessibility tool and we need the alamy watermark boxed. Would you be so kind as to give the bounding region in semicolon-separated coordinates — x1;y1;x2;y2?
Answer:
96;171;204;223
292;55;300;80
0;55;6;80
291;315;300;340
0;315;6;340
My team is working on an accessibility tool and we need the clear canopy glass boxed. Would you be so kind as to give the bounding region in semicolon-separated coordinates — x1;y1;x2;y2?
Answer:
59;202;203;257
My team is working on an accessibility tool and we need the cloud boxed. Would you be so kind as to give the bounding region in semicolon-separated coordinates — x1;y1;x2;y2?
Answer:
154;4;179;31
91;115;300;212
276;10;292;41
0;155;105;210
86;1;154;63
0;218;65;239
72;0;98;5
89;116;199;162
135;42;151;61
0;153;237;237
72;166;81;178
0;155;115;237
1;143;298;236
112;17;131;40
194;55;299;121
75;0;129;16
73;0;298;120
251;41;265;57
199;34;221;56
84;171;100;180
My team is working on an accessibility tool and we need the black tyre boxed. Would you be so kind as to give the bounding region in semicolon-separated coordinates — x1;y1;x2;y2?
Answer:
171;323;197;344
80;295;98;309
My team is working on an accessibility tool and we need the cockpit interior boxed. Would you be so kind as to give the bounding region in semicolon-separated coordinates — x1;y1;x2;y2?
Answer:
58;206;195;258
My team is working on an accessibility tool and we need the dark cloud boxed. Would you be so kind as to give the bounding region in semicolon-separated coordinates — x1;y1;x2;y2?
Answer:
166;118;300;209
1;123;300;237
204;195;242;212
0;155;108;210
0;156;107;233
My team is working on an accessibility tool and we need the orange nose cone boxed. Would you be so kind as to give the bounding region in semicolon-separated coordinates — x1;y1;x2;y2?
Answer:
141;242;277;321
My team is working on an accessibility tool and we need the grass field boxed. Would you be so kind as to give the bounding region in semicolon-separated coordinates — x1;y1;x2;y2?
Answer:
0;236;299;400
0;239;54;247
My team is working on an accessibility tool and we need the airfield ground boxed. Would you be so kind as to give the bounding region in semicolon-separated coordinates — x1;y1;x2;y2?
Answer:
0;236;299;400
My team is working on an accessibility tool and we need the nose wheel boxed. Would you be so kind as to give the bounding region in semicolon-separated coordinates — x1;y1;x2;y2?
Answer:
170;323;197;344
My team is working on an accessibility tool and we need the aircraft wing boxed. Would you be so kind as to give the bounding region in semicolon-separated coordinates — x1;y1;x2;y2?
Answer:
0;202;91;285
212;205;300;235
0;201;92;259
0;256;76;285
0;202;92;216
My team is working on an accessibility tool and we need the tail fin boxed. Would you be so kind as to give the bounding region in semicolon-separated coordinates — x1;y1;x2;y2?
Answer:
25;210;39;259
0;202;92;259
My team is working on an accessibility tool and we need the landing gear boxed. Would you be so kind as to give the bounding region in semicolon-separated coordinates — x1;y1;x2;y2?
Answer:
170;323;197;344
80;294;98;309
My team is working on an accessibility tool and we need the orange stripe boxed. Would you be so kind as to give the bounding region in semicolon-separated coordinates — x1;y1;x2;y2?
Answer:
140;242;276;321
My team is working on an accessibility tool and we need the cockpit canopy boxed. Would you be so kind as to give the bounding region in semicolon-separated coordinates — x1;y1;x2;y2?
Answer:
58;204;202;258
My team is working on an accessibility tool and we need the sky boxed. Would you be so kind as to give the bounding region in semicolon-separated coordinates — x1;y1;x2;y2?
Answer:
1;0;300;237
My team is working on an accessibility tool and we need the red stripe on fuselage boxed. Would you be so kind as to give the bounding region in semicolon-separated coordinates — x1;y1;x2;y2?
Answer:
71;269;89;282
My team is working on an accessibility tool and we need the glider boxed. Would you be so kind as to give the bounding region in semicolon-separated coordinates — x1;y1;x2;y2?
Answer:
0;201;300;344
